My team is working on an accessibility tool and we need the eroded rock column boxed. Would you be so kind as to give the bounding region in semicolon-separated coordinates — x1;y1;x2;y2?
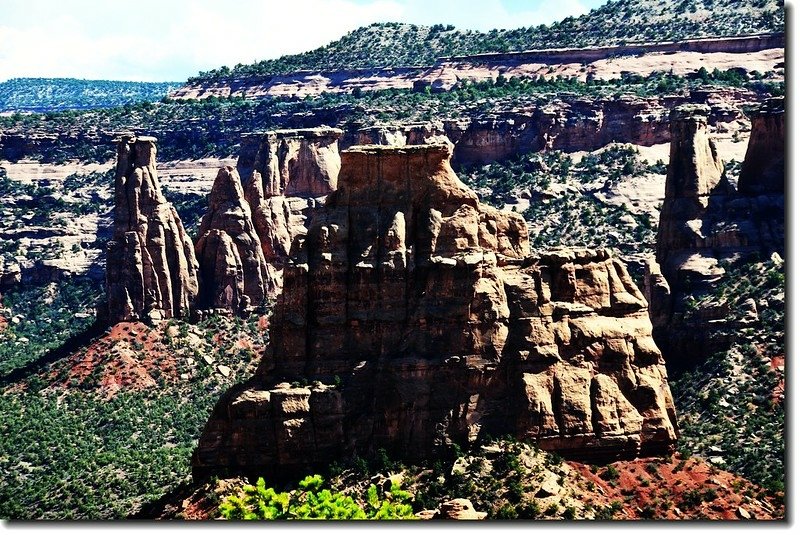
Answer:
195;166;270;313
106;135;199;323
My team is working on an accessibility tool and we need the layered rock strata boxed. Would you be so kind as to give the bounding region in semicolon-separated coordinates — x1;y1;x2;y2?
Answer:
195;166;270;312
646;98;785;364
336;90;757;166
106;136;199;323
169;34;783;101
193;144;677;479
237;128;344;297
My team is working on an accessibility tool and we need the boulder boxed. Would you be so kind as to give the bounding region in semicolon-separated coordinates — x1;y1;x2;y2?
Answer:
436;499;487;520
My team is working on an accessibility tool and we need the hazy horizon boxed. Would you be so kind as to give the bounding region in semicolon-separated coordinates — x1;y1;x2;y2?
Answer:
0;0;606;83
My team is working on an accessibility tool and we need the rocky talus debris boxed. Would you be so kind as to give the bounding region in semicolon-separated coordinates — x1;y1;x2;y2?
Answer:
105;135;199;323
192;143;677;479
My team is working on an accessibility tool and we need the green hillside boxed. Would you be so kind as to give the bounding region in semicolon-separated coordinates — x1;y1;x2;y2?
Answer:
190;0;784;82
0;78;181;113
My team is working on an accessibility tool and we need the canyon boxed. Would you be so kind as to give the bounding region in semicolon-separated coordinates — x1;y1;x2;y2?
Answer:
87;89;782;492
0;9;786;519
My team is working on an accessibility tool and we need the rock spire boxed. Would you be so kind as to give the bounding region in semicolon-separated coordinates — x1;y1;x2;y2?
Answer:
106;135;199;323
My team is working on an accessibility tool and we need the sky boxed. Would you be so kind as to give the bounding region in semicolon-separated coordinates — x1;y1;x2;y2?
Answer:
0;0;607;83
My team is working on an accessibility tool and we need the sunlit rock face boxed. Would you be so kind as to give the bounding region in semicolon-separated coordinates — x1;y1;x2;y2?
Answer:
193;143;677;480
106;135;199;323
237;127;344;298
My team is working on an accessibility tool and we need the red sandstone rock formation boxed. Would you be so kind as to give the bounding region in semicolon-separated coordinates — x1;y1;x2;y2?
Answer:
237;128;344;297
238;128;342;198
738;97;785;195
655;104;730;275
195;166;270;312
192;143;677;479
106;135;199;323
646;98;784;363
653;98;784;280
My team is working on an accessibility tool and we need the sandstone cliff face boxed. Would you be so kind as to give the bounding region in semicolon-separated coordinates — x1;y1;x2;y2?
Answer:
343;123;451;149
106;136;199;323
195;166;270;312
193;144;677;479
237;128;344;297
336;93;746;167
449;96;674;165
646;98;784;363
168;34;783;101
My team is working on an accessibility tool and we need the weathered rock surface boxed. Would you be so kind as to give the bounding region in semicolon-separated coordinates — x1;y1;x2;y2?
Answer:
646;98;785;364
237;128;343;198
1;87;767;174
448;96;675;165
237;128;344;297
193;144;677;479
106;136;199;323
195;166;269;312
435;499;487;520
344;123;451;149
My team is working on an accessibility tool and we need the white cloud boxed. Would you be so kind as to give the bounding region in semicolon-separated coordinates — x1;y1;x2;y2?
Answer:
0;0;594;82
0;0;405;81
